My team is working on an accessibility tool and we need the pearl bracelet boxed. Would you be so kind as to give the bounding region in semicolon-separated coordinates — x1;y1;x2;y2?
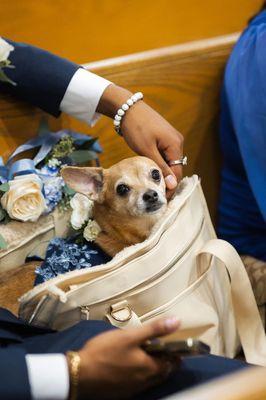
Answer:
113;92;144;135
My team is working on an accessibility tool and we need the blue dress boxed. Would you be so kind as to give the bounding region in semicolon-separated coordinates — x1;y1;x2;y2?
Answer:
218;11;266;261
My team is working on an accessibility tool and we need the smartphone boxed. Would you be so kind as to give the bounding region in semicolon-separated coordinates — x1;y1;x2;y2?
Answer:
142;338;210;358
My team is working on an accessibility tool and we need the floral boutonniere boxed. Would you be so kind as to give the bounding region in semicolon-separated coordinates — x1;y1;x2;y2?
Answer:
0;37;16;85
70;193;101;242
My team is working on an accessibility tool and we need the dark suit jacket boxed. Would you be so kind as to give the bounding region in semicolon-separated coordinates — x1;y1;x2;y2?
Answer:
0;39;81;399
0;308;52;399
1;38;80;115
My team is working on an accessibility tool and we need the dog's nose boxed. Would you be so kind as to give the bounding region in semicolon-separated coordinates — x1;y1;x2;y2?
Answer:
143;190;158;204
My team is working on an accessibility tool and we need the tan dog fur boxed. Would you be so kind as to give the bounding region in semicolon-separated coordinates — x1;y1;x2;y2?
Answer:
62;156;167;256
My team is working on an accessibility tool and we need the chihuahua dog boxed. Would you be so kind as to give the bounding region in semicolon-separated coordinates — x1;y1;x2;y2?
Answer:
61;156;168;256
0;157;168;314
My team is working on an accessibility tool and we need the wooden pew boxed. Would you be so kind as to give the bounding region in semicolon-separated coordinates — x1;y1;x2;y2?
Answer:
85;33;239;222
0;33;239;220
168;367;266;400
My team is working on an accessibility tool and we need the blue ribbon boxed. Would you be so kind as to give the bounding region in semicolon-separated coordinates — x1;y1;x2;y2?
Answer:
0;157;7;182
8;159;36;180
0;129;102;183
6;129;102;167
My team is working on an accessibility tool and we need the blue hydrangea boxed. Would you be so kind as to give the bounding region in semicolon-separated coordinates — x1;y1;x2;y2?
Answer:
40;164;59;177
43;176;64;212
0;177;7;184
40;158;62;177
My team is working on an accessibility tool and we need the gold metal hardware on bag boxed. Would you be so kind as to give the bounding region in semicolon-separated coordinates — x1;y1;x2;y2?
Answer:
110;301;133;322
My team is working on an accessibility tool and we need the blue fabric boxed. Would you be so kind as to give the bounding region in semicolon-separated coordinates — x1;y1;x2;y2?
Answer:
0;307;53;400
0;39;80;116
218;11;266;261
35;237;112;285
0;347;30;400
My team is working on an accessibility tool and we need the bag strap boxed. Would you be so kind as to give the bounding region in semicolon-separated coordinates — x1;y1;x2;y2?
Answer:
197;239;266;366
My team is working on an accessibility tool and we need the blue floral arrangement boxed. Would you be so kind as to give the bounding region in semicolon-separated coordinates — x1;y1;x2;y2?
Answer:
0;120;102;249
34;236;111;285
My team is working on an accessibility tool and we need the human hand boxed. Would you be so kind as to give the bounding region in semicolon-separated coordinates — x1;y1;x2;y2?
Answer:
97;85;184;199
77;317;180;399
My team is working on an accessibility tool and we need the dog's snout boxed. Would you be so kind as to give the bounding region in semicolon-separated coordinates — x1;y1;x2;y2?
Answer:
143;190;158;204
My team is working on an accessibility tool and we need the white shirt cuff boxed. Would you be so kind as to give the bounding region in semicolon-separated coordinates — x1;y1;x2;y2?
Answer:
60;67;112;126
26;354;69;400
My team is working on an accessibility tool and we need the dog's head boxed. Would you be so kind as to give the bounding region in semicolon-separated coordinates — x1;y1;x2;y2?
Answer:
61;156;167;218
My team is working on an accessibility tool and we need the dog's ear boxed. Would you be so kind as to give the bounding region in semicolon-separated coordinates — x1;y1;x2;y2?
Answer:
61;166;104;200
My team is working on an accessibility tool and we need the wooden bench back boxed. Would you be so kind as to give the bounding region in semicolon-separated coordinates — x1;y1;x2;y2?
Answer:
0;33;239;220
172;367;266;400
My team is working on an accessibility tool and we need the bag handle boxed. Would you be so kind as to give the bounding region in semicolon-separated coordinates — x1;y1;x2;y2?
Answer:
197;239;266;366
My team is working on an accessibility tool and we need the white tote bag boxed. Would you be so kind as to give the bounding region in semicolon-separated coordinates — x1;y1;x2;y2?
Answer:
19;176;266;366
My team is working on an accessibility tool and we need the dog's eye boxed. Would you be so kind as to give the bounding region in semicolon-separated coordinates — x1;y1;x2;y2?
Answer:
151;169;161;182
116;184;130;196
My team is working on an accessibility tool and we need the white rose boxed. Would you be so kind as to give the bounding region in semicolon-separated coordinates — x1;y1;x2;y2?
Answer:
83;219;101;242
0;37;14;63
70;193;93;230
1;174;46;222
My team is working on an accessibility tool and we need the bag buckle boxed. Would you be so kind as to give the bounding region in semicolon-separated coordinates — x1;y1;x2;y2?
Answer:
110;301;132;322
80;305;90;320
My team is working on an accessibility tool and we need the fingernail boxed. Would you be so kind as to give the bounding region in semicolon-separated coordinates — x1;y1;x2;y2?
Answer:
164;317;179;330
165;175;177;189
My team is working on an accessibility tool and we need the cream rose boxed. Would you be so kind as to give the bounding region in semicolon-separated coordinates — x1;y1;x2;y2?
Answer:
83;219;101;242
0;37;14;63
1;174;46;222
70;193;93;230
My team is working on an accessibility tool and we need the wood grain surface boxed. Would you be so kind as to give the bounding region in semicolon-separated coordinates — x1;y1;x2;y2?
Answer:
84;34;240;221
171;367;266;400
0;262;39;315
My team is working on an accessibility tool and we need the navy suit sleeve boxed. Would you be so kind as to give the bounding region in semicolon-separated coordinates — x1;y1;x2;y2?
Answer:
0;347;30;400
0;38;80;117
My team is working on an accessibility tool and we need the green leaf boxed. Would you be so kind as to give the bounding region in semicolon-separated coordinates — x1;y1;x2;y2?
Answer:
0;233;7;250
0;182;10;193
63;185;76;196
2;214;11;224
69;150;98;164
38;117;50;137
0;207;5;221
76;138;99;150
0;67;16;86
0;207;10;224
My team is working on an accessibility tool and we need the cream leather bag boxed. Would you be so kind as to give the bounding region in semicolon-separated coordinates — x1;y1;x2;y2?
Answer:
19;176;266;366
